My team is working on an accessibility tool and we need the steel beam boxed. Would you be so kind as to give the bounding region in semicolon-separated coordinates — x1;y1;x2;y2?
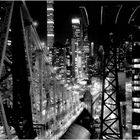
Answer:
11;2;36;138
100;33;122;139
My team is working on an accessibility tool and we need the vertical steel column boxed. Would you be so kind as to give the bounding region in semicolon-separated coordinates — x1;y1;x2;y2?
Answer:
38;50;43;123
11;2;36;139
20;9;34;114
53;76;57;130
0;94;10;138
118;43;126;72
100;33;122;139
45;64;51;124
0;2;14;138
71;39;75;80
0;2;13;77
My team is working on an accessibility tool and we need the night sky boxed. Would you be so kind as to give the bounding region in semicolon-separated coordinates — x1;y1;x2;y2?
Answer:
26;1;140;45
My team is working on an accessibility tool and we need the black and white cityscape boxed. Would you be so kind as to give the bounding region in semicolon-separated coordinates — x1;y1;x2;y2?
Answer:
0;0;140;139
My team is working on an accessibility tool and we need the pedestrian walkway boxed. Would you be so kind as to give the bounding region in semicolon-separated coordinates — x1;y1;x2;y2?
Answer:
60;108;99;139
123;81;132;139
46;103;85;139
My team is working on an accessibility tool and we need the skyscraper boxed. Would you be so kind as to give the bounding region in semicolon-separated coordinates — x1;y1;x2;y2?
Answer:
132;41;140;139
71;12;90;82
71;18;82;82
79;6;90;79
65;39;72;84
47;0;54;64
72;18;81;43
52;42;66;82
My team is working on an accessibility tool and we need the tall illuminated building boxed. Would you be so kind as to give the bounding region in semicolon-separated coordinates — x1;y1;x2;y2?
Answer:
65;39;72;84
79;6;90;79
71;11;90;81
72;18;81;43
52;42;66;82
47;0;54;64
71;18;82;82
132;42;140;139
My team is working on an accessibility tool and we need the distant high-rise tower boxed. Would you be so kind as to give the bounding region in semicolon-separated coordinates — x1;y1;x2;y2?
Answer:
71;18;82;82
132;42;140;139
79;7;90;79
47;0;54;64
72;18;81;44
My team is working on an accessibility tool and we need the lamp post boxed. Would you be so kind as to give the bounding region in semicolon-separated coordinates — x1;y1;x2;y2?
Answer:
33;21;38;27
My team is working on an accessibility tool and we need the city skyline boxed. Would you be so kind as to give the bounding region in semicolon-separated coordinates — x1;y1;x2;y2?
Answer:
26;1;140;45
0;1;140;139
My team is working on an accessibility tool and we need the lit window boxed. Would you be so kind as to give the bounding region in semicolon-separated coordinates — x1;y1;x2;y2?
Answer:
134;41;140;46
132;125;140;130
134;75;140;79
47;8;54;11
72;18;80;24
133;59;140;63
134;64;140;68
133;81;140;85
7;40;12;46
47;34;54;37
47;21;54;24
134;103;140;108
133;98;140;102
133;86;140;91
133;108;140;113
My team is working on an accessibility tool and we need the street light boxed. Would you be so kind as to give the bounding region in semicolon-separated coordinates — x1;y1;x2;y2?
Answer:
33;21;38;27
41;41;46;49
41;42;45;46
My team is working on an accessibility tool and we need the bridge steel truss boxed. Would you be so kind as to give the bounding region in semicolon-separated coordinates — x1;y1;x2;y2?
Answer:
0;1;48;138
0;1;83;139
100;33;122;139
0;1;39;139
0;1;15;139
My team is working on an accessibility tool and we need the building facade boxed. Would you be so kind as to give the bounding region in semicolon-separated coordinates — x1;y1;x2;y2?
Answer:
65;39;72;84
47;0;54;64
71;18;83;82
52;42;66;82
132;41;140;139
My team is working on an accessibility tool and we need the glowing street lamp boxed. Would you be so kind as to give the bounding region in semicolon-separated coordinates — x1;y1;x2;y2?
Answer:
33;21;38;27
41;41;46;49
41;42;45;46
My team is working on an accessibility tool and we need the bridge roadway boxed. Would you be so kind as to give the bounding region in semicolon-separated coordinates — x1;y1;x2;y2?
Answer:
47;79;101;139
0;74;102;139
44;80;102;139
60;108;99;139
49;102;85;139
